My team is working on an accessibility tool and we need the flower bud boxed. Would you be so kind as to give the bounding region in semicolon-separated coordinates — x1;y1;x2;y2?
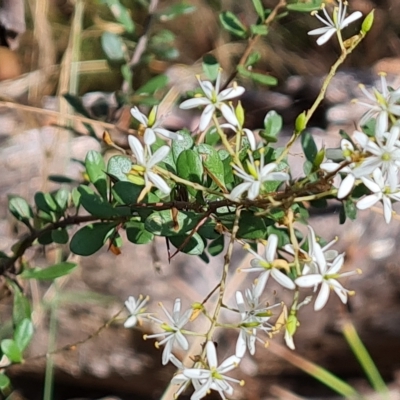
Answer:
295;111;307;133
361;10;374;34
235;101;245;126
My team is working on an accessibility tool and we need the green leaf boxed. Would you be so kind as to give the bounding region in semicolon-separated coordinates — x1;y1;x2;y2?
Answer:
112;181;142;205
169;233;205;255
261;110;282;142
219;150;234;186
78;185;127;218
176;149;203;195
244;51;261;68
0;373;10;390
219;11;248;38
250;24;268;35
237;65;277;86
136;75;169;95
85;150;107;199
10;283;31;326
145;210;199;236
196;144;225;189
70;222;117;256
172;129;194;161
237;211;268;239
301;131;318;163
126;221;154;244
105;0;135;33
107;155;132;182
202;54;219;81
51;228;69;244
158;3;196;21
55;188;70;211
101;32;126;61
198;220;220;239
287;0;322;12
63;93;91;118
344;199;357;221
48;174;77;184
8;195;33;226
1;339;22;363
205;126;220;146
21;262;77;280
34;192;58;214
252;0;265;19
208;234;224;256
14;318;33;352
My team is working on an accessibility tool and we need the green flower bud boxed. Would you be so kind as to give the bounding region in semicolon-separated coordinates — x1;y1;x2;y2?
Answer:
361;10;374;34
295;111;307;133
235;101;245;126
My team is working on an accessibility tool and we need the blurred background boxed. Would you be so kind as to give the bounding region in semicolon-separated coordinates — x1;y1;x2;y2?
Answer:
1;0;400;399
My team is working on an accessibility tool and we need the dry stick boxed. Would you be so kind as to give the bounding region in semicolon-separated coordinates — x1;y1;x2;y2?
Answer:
0;100;138;135
220;0;287;91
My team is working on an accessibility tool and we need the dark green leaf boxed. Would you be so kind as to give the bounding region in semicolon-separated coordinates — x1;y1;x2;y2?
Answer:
78;185;120;218
301;131;318;163
126;221;154;244
21;262;77;280
34;192;58;214
202;54;219;81
1;339;22;363
85;151;107;199
176;149;203;195
136;75;169;95
158;3;196;21
208;235;224;256
63;93;91;118
0;373;10;390
197;144;225;189
105;0;135;33
237;65;277;86
70;222;117;256
38;230;54;245
205;127;220;146
145;210;199;236
219;150;234;186
8;195;33;226
198;220;220;239
237;211;267;239
14;318;33;352
266;226;290;246
107;155;132;182
169;233;205;255
344;199;357;220
219;11;248;38
172;129;194;161
112;181;142;204
101;32;126;61
303;160;313;175
51;228;69;244
48;174;77;184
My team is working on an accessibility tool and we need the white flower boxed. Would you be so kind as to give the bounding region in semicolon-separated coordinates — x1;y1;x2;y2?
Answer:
230;151;289;201
284;225;338;276
357;168;400;223
357;73;400;136
131;106;183;145
179;71;245;131
124;294;150;328
295;253;356;311
128;135;171;195
352;127;400;179
308;1;362;46
182;341;242;400
241;234;295;291
235;290;275;357
145;298;192;365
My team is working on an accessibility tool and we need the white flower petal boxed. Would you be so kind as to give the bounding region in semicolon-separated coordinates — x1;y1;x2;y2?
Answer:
316;29;336;46
266;234;278;262
206;341;218;369
131;107;148;125
128;135;145;165
147;171;171;194
144;128;156;145
314;281;330;311
218;86;245;102
147;145;170;168
338;173;355;199
342;11;362;27
220;102;239;126
179;97;210;109
124;315;138;328
357;194;380;210
271;268;295;290
229;182;252;201
199;104;215;131
295;274;323;287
